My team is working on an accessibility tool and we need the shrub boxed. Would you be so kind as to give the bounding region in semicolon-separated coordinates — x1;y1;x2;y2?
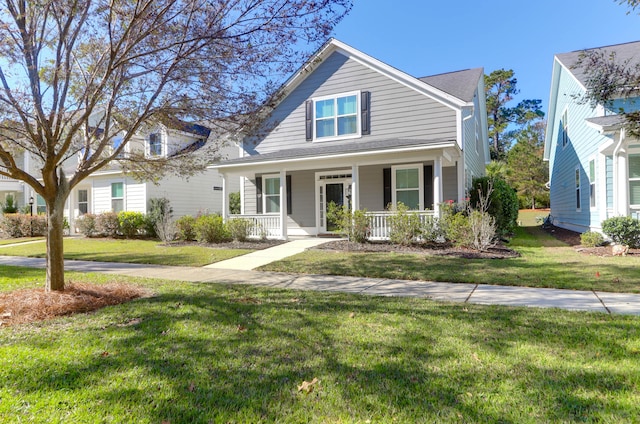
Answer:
602;216;640;248
118;211;146;238
147;198;173;240
421;215;443;243
580;231;604;248
76;213;98;237
326;202;369;243
194;214;229;243
175;215;197;241
388;202;421;246
469;176;518;236
0;213;47;237
468;210;496;251
227;218;254;242
96;212;120;237
442;211;472;247
1;194;18;214
28;215;48;236
229;192;241;215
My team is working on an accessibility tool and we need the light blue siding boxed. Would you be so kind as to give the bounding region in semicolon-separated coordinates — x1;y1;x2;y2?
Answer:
606;155;613;209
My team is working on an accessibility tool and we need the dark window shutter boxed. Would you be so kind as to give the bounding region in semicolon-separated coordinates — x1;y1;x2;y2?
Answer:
286;175;292;215
255;177;263;214
361;91;370;135
424;165;434;210
383;167;391;209
305;100;313;141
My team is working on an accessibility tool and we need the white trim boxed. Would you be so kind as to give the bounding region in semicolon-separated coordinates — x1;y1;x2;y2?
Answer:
314;170;352;233
391;163;424;210
588;156;597;210
561;107;569;149
312;90;361;142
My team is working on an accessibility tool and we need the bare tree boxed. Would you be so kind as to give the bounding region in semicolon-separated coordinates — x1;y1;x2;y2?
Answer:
0;0;351;291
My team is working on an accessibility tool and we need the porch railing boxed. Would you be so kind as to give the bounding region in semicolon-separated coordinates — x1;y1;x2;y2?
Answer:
228;214;281;239
366;210;436;240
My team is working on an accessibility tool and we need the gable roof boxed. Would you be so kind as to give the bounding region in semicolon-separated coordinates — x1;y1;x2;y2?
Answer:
419;68;483;103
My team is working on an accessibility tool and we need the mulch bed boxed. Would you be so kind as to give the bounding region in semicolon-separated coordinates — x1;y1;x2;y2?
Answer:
542;224;640;256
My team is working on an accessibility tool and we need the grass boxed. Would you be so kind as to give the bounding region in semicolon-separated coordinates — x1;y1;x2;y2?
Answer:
0;237;44;246
0;237;252;266
261;210;640;293
1;266;639;423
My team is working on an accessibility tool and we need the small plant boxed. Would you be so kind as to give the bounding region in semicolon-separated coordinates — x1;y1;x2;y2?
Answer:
442;212;472;247
580;231;604;248
1;195;18;214
175;215;197;241
388;202;421;246
227;218;254;242
148;198;174;241
118;211;146;238
76;214;98;237
467;181;497;251
96;212;120;237
420;215;443;243
194;214;230;243
326;202;369;243
601;216;640;248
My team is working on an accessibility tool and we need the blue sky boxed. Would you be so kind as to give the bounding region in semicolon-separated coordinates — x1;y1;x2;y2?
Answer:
330;0;639;114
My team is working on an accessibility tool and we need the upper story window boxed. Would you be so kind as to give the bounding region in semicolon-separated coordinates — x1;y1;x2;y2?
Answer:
313;91;360;141
561;109;569;148
148;133;163;156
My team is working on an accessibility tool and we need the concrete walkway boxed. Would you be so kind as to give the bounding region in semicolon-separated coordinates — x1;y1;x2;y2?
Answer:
1;253;639;315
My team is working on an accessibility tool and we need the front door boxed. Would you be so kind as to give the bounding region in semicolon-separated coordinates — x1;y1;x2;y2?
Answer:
325;183;344;232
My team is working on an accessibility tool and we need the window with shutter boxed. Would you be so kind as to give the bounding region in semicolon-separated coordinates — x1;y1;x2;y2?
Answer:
309;91;362;141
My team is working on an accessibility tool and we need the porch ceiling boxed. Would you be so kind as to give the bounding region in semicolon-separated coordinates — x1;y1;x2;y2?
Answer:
213;137;459;174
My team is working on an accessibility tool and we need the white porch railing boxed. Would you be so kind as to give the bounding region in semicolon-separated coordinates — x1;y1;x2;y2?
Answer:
228;214;281;239
366;210;436;240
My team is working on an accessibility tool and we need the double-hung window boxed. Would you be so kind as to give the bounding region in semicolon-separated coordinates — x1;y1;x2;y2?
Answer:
263;176;280;213
392;164;423;210
575;167;581;211
36;195;46;215
589;159;596;208
78;189;88;215
630;154;640;206
314;92;359;140
111;182;124;212
562;109;569;148
149;133;162;156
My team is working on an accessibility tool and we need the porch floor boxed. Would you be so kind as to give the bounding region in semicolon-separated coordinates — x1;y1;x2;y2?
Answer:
204;237;337;271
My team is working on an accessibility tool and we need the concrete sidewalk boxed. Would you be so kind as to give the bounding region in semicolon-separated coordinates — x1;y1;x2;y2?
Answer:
1;255;639;315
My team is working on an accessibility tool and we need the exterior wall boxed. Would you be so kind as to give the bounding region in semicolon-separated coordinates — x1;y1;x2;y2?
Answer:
91;175;146;214
463;91;487;189
359;165;384;211
442;166;458;202
246;51;457;155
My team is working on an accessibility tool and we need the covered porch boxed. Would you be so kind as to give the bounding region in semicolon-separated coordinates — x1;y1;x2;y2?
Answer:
214;139;466;240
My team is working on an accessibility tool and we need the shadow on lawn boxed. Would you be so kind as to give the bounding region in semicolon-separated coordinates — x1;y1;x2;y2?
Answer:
3;284;639;422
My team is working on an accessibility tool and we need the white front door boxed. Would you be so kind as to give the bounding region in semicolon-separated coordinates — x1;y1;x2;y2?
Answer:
316;171;352;233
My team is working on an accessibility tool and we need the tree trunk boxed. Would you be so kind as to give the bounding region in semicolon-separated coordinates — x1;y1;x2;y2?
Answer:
46;203;66;292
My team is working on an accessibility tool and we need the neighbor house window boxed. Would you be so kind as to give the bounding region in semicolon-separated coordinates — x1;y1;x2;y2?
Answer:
78;189;88;215
589;159;596;208
148;133;162;156
263;176;280;213
392;164;423;210
630;154;640;206
575;167;581;211
111;182;124;212
314;92;359;140
562;109;569;148
112;134;127;158
36;195;46;215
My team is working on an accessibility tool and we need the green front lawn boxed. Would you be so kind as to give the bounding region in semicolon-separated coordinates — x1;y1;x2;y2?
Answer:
0;237;44;246
0;238;251;267
261;217;640;293
1;267;639;423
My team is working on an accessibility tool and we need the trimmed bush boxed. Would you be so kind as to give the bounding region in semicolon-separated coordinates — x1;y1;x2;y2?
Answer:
76;214;98;237
580;231;604;248
96;212;120;237
0;213;47;237
601;216;640;248
175;215;197;241
194;214;229;243
118;211;146;238
388;202;421;246
442;212;472;247
469;176;518;236
227;218;254;242
0;213;25;237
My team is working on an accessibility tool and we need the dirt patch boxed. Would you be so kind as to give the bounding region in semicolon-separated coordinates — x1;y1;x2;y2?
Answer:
543;224;640;256
0;282;151;327
314;240;520;259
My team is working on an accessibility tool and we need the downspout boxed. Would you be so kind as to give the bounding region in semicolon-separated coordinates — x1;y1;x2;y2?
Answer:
612;127;625;217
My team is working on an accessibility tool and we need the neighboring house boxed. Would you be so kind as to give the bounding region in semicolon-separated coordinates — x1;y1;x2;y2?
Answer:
0;151;31;209
4;118;238;233
544;40;640;233
214;38;490;239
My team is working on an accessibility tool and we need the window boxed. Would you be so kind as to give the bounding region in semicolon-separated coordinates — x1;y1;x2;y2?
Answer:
36;195;46;215
562;109;569;148
78;189;88;215
575;167;581;211
112;134;127;158
263;176;280;213
111;182;124;212
392;165;423;210
630;154;640;206
314;92;359;140
589;159;596;208
149;133;162;156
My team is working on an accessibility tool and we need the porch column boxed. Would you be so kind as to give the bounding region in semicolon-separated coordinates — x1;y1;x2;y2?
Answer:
280;169;288;240
616;151;629;216
221;173;228;220
351;164;359;213
240;176;246;215
433;156;443;218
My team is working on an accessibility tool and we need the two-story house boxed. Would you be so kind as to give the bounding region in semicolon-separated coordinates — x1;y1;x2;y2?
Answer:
544;40;640;233
214;39;490;239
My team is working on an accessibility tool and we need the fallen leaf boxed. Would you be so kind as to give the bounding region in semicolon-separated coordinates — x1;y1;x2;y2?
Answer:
161;329;170;335
101;351;109;357
188;382;196;392
595;272;600;278
237;324;247;332
349;312;355;319
297;377;319;394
